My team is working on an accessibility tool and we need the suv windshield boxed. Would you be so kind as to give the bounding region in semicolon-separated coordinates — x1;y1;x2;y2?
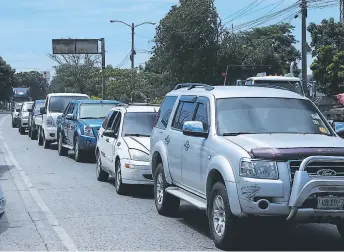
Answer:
79;103;118;119
49;96;88;113
22;102;34;112
216;98;331;136
253;80;304;95
122;112;157;137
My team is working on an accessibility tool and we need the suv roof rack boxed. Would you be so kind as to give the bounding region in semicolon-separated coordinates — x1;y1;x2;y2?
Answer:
173;83;214;91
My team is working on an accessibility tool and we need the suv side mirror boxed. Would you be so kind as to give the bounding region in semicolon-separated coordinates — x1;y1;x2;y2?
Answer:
103;129;115;138
333;122;344;138
40;107;46;114
66;114;74;120
28;108;33;112
182;121;208;138
15;109;20;112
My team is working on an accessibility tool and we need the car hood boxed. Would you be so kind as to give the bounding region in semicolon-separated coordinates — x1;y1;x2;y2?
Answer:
122;136;150;154
224;134;344;152
80;118;104;128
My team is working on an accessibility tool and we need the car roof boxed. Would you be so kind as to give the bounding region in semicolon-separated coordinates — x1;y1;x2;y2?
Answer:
74;99;120;104
47;93;89;97
168;85;308;100
110;105;159;113
247;76;301;81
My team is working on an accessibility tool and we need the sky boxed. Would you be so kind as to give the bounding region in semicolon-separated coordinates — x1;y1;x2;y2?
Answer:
0;0;340;79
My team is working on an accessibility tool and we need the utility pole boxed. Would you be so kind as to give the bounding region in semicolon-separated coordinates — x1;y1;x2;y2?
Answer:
100;38;106;100
341;0;344;22
301;0;308;96
110;20;156;69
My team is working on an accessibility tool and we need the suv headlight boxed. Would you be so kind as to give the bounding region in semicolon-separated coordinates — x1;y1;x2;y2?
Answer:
46;116;55;127
240;158;279;179
129;149;149;162
83;126;95;137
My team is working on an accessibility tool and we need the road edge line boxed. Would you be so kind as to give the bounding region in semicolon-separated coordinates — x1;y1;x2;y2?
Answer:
0;115;78;251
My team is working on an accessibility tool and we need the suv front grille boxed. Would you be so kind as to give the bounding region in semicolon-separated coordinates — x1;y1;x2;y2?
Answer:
289;160;344;180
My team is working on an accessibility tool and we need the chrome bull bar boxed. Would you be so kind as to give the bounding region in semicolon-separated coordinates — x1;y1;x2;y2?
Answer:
287;155;344;221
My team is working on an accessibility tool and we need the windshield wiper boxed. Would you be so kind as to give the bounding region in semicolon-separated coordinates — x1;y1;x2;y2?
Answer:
222;132;257;136
125;133;150;137
80;117;103;119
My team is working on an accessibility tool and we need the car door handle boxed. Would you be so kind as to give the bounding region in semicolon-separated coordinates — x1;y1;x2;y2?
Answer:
106;138;109;142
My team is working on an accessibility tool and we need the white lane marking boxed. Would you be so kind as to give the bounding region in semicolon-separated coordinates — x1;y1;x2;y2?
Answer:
0;115;78;251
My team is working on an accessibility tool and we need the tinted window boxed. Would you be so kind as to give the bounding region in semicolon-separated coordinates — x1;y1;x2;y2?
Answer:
67;103;75;114
216;98;331;136
122;112;157;137
102;111;113;128
194;103;208;129
106;111;118;130
112;113;122;133
154;96;177;129
48;96;88;113
172;101;196;130
79;103;118;119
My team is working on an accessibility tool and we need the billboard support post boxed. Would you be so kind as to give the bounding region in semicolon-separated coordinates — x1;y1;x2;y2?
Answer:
52;38;106;99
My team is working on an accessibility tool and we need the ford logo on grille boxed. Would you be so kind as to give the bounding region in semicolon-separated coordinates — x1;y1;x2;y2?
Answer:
317;169;337;176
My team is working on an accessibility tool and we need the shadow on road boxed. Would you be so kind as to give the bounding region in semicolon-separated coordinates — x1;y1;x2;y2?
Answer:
176;205;344;251
107;178;154;199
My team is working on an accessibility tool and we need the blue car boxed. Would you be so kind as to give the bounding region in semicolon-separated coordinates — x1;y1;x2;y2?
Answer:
56;100;120;162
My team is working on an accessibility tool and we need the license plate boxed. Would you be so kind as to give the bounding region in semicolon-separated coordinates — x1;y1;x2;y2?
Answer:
317;196;344;210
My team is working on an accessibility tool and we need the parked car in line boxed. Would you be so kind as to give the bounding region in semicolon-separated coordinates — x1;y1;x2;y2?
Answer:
96;104;159;195
56;100;120;162
28;99;45;140
18;101;34;135
11;102;23;128
37;93;89;149
150;83;344;250
0;185;5;219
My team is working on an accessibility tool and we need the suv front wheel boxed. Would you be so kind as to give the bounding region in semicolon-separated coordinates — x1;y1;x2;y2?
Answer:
208;182;240;250
154;163;180;216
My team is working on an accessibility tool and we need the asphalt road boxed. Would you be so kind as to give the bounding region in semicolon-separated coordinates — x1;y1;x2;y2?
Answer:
0;113;344;251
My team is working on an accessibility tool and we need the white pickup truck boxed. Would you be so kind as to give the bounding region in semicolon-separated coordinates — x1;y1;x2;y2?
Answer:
36;93;89;148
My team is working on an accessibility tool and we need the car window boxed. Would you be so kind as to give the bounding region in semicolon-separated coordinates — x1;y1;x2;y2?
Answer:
48;96;88;113
216;97;331;136
21;102;34;112
79;103;118;119
106;111;118;130
194;102;209;129
122;112;157;137
172;101;196;130
102;111;113;129
154;96;177;130
66;103;75;115
112;113;122;134
34;102;45;112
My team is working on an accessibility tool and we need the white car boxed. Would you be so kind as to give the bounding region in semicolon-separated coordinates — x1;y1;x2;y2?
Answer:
95;104;159;195
38;93;89;148
18;101;34;135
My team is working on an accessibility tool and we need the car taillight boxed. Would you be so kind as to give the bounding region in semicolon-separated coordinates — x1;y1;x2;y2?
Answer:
153;109;161;127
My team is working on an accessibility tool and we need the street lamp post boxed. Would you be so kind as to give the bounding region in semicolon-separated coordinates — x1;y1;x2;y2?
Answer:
110;20;156;69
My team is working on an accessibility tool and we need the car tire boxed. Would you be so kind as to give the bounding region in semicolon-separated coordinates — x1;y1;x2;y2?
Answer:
28;126;32;138
74;136;84;162
114;159;127;195
208;182;240;250
154;163;180;216
96;152;109;182
30;126;37;140
58;133;68;156
38;127;43;146
19;125;25;135
12;121;15;128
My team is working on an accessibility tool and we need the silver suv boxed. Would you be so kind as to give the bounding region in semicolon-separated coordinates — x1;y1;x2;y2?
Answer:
150;83;344;250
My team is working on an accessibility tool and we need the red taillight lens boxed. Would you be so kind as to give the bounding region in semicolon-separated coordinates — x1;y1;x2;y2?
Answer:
153;109;161;127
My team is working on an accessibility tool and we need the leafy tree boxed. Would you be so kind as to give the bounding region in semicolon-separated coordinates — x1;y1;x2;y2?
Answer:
14;71;47;100
0;57;15;101
147;0;221;85
308;18;344;95
49;54;102;96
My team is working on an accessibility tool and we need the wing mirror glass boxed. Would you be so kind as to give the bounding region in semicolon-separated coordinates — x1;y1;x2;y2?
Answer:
66;114;75;120
182;121;208;138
